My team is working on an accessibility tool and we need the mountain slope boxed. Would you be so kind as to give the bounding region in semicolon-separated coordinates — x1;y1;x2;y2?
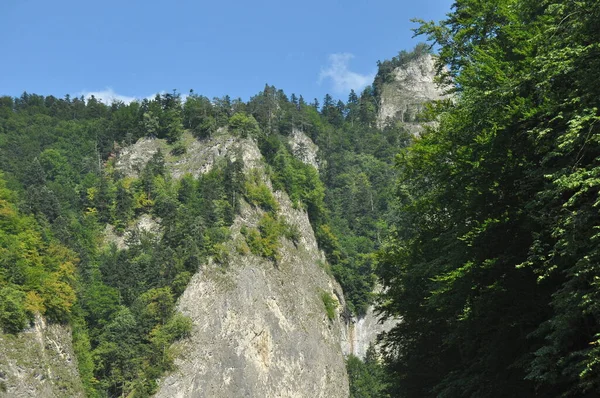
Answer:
113;133;349;397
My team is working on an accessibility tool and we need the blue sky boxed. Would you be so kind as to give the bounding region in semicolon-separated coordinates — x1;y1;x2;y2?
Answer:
0;0;453;103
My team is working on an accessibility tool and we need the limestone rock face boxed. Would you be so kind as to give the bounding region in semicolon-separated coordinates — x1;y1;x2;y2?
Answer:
288;128;319;170
0;316;84;398
376;53;447;132
152;137;349;398
115;131;263;180
340;305;399;360
115;132;401;396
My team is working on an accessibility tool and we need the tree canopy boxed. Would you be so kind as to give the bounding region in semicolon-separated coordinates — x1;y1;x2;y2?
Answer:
378;0;600;396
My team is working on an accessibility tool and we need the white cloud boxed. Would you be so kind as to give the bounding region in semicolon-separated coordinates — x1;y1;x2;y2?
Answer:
80;88;138;105
319;53;375;95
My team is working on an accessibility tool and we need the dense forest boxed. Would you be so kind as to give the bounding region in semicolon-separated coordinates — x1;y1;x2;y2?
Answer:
1;0;600;396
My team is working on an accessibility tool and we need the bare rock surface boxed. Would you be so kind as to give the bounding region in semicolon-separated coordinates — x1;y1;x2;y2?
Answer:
115;131;263;180
340;305;399;359
377;53;448;132
288;128;319;170
103;213;161;250
113;132;395;395
0;316;84;398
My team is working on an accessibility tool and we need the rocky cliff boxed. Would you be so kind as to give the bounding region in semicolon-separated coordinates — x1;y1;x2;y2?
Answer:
341;306;397;360
115;132;350;397
0;316;84;398
376;53;447;132
155;192;349;398
288;128;319;170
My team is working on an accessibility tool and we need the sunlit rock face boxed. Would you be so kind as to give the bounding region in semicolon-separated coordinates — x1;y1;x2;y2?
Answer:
0;316;84;398
340;305;399;360
377;53;448;133
116;123;405;397
288;128;319;170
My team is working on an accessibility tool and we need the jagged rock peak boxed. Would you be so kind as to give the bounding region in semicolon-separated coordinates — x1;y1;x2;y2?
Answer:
376;52;448;131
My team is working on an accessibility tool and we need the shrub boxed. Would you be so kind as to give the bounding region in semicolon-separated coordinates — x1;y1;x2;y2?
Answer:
211;243;229;265
228;112;260;138
282;222;300;246
321;291;337;321
170;140;187;156
241;214;282;262
192;116;216;139
245;181;279;214
244;170;279;214
0;286;30;333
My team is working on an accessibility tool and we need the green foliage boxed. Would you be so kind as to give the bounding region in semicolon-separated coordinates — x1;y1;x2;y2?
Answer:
0;93;229;395
241;213;288;263
71;312;98;397
183;93;215;139
282;222;300;246
0;173;77;330
0;286;30;333
193;116;217;139
249;83;404;316
87;157;244;396
377;0;600;396
112;179;133;232
228;112;260;138
244;171;279;214
347;347;389;398
1;46;428;393
170;140;187;156
321;291;337;321
269;146;327;224
142;92;184;143
149;313;192;367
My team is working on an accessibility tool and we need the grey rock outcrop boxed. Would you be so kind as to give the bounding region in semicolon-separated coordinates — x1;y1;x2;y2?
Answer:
376;53;447;132
115;131;263;180
116;131;399;395
288;129;319;170
339;283;400;360
341;305;399;360
103;213;161;250
0;316;84;398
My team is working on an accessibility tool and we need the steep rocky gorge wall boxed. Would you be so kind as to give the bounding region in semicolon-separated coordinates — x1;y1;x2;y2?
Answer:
285;131;399;361
0;316;84;398
114;129;407;396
